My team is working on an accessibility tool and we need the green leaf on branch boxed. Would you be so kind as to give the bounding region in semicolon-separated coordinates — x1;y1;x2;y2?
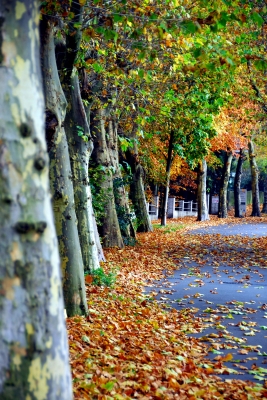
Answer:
251;12;264;26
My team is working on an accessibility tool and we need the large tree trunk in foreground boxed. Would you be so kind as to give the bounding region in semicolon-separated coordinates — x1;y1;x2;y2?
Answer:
41;18;88;316
262;172;267;213
218;151;233;218
64;71;100;272
91;108;124;248
161;131;174;226
234;149;245;218
0;2;72;398
197;159;209;221
248;140;261;217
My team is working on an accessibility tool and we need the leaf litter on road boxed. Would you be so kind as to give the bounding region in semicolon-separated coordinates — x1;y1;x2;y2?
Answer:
68;216;267;399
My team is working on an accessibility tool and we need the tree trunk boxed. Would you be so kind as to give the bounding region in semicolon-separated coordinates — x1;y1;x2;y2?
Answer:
40;18;88;316
248;140;261;217
161;131;174;226
91;108;124;248
64;70;101;272
218;151;233;218
129;162;153;232
0;2;72;398
81;76;106;263
197;159;209;221
262;172;267;213
92;208;106;261
108;118;136;240
58;2;105;269
124;127;153;232
234;149;245;218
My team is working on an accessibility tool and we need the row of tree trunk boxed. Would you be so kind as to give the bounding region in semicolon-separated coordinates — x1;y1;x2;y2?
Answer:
0;4;154;397
40;10;152;317
196;142;265;221
159;139;265;225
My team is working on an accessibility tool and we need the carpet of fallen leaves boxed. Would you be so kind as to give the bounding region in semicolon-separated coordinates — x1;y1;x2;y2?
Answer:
68;215;267;399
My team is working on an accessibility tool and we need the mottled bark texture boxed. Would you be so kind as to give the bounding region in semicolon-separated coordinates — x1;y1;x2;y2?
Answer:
91;108;124;248
218;151;233;218
124;128;153;233
248;140;261;217
81;74;106;262
0;2;72;398
64;71;100;272
234;149;245;218
40;18;88;316
61;3;103;270
161;131;174;226
107;118;136;240
197;159;209;221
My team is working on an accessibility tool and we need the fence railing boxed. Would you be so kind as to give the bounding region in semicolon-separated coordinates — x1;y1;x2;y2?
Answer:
175;199;198;212
146;196;198;220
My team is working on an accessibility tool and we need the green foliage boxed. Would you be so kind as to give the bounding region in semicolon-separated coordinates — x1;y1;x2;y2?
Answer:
87;267;117;287
118;136;135;152
89;165;112;225
76;125;88;142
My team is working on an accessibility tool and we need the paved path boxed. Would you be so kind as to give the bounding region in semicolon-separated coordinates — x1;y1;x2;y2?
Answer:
189;222;267;237
146;222;267;383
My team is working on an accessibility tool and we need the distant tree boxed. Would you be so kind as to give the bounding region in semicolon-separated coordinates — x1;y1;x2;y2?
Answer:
234;149;246;218
248;139;261;217
197;160;209;221
218;151;233;218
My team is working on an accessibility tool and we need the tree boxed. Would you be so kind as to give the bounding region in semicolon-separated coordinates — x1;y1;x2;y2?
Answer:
0;2;72;397
248;139;261;217
234;149;246;218
218;151;233;218
197;159;209;221
40;16;88;316
121;112;153;233
60;3;102;270
160;130;175;226
262;173;267;213
90;104;124;248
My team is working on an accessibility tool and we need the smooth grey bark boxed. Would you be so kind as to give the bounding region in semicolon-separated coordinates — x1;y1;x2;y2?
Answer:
248;140;261;217
40;18;88;316
92;208;106;261
218;151;233;218
91;108;124;248
234;149;245;218
0;2;72;398
197;159;209;221
64;71;100;272
83;102;106;262
161;131;175;226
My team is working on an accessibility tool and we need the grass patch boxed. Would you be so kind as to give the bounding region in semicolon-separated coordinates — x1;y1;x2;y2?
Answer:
86;267;117;287
153;223;185;233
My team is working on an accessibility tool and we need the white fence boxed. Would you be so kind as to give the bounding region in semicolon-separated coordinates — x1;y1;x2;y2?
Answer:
146;196;198;220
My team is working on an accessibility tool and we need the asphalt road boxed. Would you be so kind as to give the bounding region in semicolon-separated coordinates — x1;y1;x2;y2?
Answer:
145;222;267;383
